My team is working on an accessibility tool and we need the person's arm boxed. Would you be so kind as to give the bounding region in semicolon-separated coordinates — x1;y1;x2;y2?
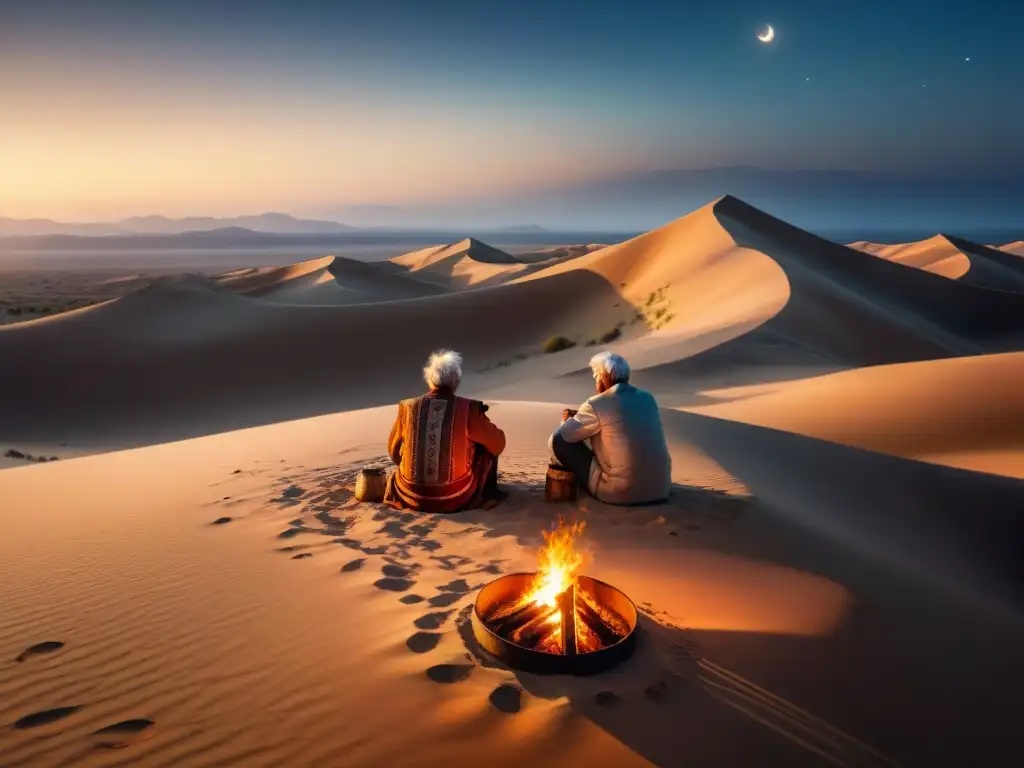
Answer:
388;405;403;465
468;402;507;457
558;400;600;443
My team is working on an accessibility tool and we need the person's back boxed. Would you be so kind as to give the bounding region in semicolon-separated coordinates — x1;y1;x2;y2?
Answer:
586;383;671;505
385;349;506;513
550;352;671;506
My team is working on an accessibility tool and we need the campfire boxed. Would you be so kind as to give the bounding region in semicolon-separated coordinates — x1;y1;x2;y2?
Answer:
471;519;638;674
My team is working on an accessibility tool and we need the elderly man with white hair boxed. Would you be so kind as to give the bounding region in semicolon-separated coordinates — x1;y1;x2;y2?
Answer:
385;349;507;513
549;351;671;505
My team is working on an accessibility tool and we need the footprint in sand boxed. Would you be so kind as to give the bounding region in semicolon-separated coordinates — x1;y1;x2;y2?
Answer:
277;528;301;539
414;611;453;630
428;592;462;608
336;538;362;549
340;558;366;573
644;680;670;701
291;552;313;560
15;641;65;663
90;719;155;749
399;594;425;604
426;664;473;683
489;684;522;714
406;632;441;653
14;706;83;730
280;485;305;499
374;577;415;592
594;690;620;708
381;564;412;579
211;516;233;525
437;578;470;594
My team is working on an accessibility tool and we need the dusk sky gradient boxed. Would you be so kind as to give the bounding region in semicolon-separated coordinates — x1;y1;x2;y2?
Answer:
2;0;1021;227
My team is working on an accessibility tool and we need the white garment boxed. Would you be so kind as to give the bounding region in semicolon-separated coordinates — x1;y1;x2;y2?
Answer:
556;383;672;504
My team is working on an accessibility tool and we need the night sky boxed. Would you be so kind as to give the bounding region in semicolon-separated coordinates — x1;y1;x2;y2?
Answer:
2;0;1021;228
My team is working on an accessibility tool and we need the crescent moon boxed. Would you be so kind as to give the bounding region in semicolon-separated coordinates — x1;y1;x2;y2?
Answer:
758;25;775;43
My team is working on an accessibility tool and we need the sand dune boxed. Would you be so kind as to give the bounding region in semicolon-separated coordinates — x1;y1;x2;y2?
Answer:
212;255;339;295
386;238;527;289
1000;241;1024;256
690;352;1024;477
850;234;1024;291
212;255;444;305
2;194;1024;767
848;236;970;279
1;403;1021;767
2;196;1023;453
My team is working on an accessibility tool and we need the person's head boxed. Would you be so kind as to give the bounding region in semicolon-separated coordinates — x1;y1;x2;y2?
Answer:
423;349;463;391
589;351;630;394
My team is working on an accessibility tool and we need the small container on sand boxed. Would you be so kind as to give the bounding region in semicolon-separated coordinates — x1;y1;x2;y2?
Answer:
545;463;577;503
355;467;388;503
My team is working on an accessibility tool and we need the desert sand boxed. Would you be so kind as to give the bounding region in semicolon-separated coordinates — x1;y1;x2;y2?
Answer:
849;234;1024;291
1;196;1023;767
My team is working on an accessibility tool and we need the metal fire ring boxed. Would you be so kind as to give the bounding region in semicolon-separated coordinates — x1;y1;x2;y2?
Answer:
471;572;639;675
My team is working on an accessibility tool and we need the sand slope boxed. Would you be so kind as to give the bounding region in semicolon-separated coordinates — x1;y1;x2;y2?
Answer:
213;255;445;305
387;238;528;289
849;236;971;279
2;194;1024;767
689;352;1024;477
850;235;1024;291
1;403;1021;767
2;197;1023;455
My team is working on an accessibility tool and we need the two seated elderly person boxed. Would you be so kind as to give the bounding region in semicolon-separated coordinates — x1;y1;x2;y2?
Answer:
384;348;669;512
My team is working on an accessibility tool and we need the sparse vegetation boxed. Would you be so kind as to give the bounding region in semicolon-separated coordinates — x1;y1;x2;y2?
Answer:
484;351;531;371
543;335;576;354
631;284;675;331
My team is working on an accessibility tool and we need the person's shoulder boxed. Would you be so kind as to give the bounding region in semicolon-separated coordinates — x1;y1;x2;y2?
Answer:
400;392;430;408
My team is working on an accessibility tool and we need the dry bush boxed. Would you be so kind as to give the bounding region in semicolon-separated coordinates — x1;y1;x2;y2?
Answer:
543;336;576;354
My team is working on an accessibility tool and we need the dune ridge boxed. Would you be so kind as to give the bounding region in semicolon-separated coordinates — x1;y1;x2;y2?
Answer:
689;351;1024;477
2;196;1023;457
852;234;1024;292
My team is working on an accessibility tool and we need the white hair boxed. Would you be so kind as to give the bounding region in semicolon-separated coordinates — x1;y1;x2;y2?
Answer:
589;351;630;383
423;349;463;390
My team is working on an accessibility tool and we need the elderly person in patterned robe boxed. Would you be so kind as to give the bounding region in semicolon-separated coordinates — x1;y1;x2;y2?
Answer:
385;350;507;513
549;351;671;505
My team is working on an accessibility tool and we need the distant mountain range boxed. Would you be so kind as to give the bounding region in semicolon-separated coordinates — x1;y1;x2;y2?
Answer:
0;212;356;237
4;165;1023;240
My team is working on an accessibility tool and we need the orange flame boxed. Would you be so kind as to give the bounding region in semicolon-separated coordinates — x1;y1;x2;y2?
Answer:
525;517;586;608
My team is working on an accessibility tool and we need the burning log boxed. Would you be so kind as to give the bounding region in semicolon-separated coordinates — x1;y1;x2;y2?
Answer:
510;605;560;647
559;584;578;656
488;600;551;635
576;594;624;648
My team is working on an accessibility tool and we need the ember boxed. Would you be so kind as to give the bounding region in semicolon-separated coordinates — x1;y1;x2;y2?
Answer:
471;519;638;674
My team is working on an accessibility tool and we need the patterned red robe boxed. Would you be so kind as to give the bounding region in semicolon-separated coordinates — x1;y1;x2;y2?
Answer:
385;388;506;513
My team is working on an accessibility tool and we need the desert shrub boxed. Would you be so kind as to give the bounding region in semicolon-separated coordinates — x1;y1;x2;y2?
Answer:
585;339;597;347
543;336;576;354
599;327;621;343
4;449;25;459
